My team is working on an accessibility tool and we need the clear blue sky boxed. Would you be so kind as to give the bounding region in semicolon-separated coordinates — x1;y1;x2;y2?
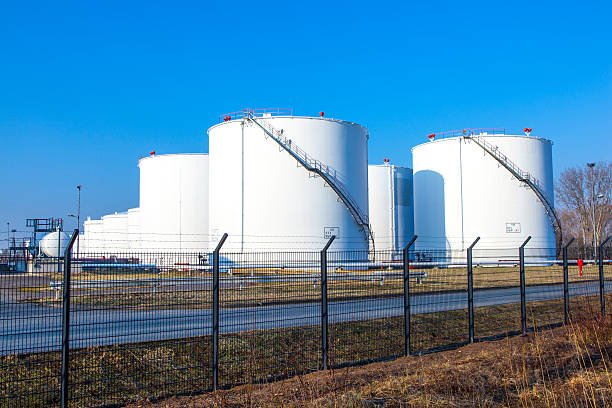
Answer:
1;0;611;234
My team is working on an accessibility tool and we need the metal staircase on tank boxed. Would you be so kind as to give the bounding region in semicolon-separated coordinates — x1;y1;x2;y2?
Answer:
465;132;562;253
242;111;375;251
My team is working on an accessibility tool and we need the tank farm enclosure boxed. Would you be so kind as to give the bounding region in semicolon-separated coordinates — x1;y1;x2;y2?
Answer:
2;115;610;408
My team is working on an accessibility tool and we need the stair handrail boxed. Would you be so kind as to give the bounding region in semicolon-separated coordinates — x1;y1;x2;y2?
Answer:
244;113;374;248
467;135;562;253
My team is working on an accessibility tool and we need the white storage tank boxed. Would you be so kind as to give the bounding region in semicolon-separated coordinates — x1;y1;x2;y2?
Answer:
412;129;556;261
208;110;369;252
102;212;129;253
368;161;414;253
39;231;70;258
138;153;209;252
81;217;105;253
127;208;141;250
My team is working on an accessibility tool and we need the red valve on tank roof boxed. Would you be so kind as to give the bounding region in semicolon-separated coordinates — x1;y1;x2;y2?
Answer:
428;133;436;141
224;115;231;122
383;158;390;163
523;127;532;136
150;151;155;156
319;111;325;117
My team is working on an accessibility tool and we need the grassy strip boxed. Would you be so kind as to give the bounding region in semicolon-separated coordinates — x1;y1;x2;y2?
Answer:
2;293;609;407
19;265;611;310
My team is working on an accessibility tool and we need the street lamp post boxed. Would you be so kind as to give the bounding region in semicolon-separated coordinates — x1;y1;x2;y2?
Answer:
76;185;82;259
6;222;9;268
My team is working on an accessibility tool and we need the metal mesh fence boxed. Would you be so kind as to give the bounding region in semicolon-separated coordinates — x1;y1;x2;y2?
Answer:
217;251;321;388
1;240;611;407
47;252;211;407
409;250;469;353
327;250;404;366
472;249;522;339
524;247;565;330
0;258;64;407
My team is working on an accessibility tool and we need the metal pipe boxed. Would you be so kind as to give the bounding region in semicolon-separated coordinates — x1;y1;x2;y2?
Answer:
212;233;228;391
321;235;335;370
60;229;79;408
519;236;532;336
599;236;611;317
563;238;575;324
403;235;417;356
467;237;480;343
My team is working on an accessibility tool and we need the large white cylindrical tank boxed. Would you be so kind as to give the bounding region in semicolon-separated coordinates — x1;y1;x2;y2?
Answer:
138;153;209;252
208;115;369;252
82;218;105;253
102;212;129;253
412;132;555;261
127;208;141;250
39;231;70;258
368;163;414;253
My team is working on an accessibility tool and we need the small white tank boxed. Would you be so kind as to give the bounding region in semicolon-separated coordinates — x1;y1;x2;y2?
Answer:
368;162;414;253
39;231;70;258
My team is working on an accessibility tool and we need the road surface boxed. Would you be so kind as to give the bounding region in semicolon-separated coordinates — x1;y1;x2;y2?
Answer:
0;280;610;355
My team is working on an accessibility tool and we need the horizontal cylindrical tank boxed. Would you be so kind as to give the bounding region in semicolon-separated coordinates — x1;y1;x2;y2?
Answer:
208;114;369;252
412;132;555;261
102;212;129;253
39;231;70;258
127;208;141;250
368;163;414;253
138;153;209;252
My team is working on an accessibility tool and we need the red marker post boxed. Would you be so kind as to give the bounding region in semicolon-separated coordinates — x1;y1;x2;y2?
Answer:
577;258;583;277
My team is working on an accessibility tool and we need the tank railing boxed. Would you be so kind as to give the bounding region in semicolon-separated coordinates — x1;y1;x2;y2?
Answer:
219;107;293;122
245;113;374;248
471;135;544;191
467;135;562;254
255;117;365;222
428;128;506;140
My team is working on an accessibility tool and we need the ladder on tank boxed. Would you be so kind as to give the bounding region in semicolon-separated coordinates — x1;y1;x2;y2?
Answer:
244;112;375;250
466;134;562;253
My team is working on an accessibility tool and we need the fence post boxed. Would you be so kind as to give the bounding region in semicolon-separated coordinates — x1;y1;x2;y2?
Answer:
467;237;480;344
212;233;228;391
519;236;532;336
599;236;611;317
563;238;575;325
321;235;335;370
60;229;79;408
403;235;417;356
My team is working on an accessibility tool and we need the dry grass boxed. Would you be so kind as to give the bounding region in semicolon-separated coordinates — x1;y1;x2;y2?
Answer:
130;314;612;408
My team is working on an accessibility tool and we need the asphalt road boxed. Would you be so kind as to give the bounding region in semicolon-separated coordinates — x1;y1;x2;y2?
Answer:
1;280;610;355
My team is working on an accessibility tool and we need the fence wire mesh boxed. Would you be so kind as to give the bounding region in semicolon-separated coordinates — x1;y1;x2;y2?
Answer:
409;250;469;353
0;241;611;407
217;251;321;388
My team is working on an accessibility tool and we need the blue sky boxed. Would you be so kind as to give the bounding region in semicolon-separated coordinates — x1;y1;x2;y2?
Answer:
1;0;611;235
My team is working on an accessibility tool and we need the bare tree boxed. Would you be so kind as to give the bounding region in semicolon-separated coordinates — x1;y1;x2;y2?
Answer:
556;161;612;257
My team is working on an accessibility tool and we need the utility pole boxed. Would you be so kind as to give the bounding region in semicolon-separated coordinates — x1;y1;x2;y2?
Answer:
587;163;597;260
76;185;82;258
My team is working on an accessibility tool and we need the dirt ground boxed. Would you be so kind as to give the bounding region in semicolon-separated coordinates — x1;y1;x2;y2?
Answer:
127;316;612;408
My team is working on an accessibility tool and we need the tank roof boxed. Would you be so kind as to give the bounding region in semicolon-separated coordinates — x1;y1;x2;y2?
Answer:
411;133;552;152
208;115;368;136
138;152;208;164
